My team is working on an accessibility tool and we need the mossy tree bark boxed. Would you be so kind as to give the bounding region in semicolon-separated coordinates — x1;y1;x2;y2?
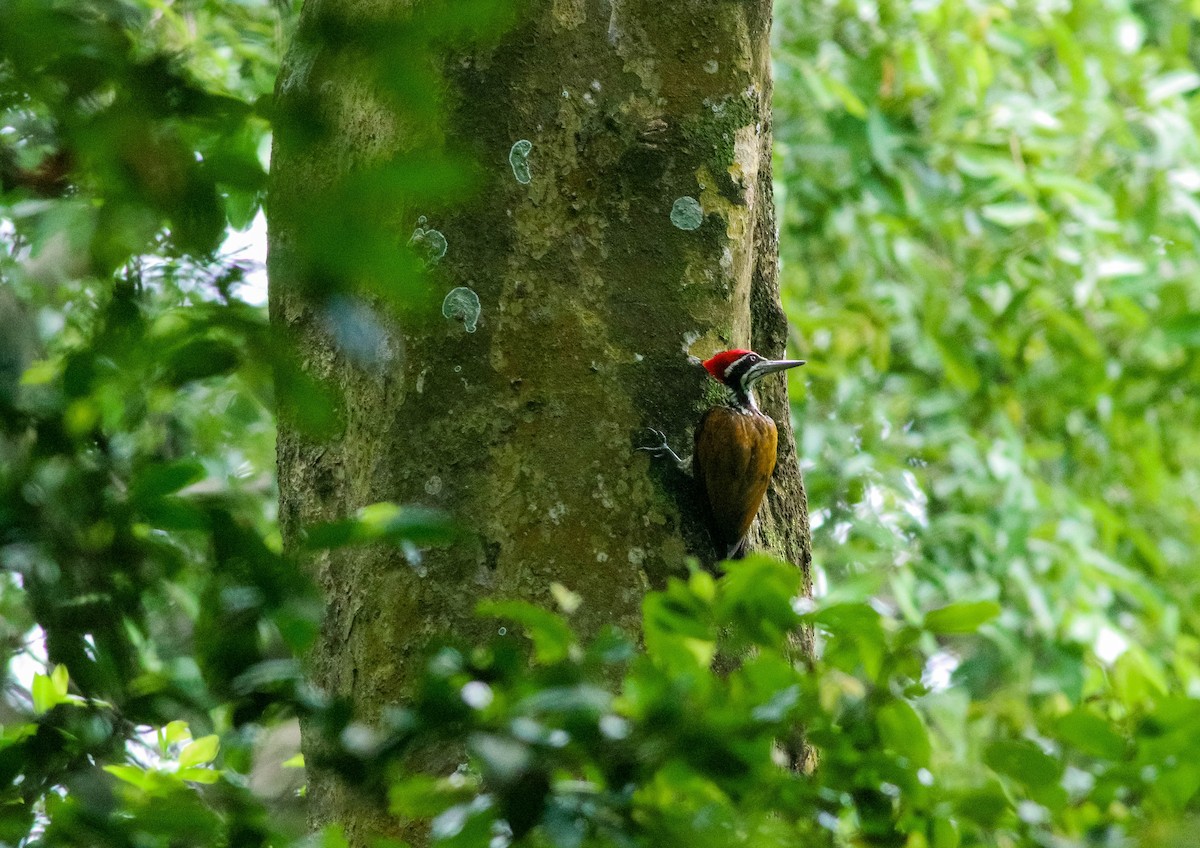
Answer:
269;0;811;843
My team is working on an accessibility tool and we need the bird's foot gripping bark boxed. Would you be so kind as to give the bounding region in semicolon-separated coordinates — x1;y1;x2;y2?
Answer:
637;428;688;472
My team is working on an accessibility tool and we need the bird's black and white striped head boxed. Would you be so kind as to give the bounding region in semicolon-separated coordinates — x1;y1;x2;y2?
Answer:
702;349;805;411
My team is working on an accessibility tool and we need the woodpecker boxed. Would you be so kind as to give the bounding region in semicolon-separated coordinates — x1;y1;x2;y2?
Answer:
643;349;805;560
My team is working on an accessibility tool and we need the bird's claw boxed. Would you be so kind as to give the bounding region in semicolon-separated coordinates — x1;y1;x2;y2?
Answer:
637;427;683;465
636;427;669;454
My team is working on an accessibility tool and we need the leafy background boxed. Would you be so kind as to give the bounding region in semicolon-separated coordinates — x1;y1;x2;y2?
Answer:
1;0;1199;845
777;0;1200;842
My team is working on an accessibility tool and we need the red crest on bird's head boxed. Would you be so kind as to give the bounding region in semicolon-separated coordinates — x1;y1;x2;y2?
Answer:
702;349;755;382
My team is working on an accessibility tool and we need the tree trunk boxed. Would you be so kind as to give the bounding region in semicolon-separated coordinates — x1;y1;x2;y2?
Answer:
268;0;811;843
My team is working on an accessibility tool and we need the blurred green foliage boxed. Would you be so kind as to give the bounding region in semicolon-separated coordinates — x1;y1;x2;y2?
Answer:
0;0;315;842
776;0;1200;841
2;0;1200;846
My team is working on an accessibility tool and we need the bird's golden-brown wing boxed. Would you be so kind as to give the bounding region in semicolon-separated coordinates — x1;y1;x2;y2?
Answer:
693;406;778;558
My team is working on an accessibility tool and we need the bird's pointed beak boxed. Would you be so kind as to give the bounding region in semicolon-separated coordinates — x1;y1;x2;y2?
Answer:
748;358;806;380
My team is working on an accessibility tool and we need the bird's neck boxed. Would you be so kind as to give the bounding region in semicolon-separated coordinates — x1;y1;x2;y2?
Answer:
731;385;758;413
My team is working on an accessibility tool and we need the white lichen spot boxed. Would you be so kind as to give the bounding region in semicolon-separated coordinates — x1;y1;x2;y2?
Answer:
670;196;703;230
279;42;318;97
703;59;719;74
416;367;429;394
453;365;462;373
408;217;448;265
548;502;567;524
509;139;533;184
590;79;601;91
425;475;443;495
497;626;507;636
561;88;570;99
634;353;644;362
596;551;609;562
582;92;595;105
593;475;616;509
627;547;645;566
442;286;481;333
681;329;701;353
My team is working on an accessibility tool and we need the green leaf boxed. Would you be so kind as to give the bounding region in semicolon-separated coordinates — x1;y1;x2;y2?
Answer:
131;460;206;502
50;664;69;699
866;107;898;174
32;671;64;714
954;777;1010;828
933;337;981;393
319;826;353;848
223;189;263;231
304;503;460;548
176;767;221;784
717;555;804;642
642;582;717;670
163;338;242;386
923;601;1001;634
825;76;868;118
478;599;574;664
178;735;220;769
162;720;191;751
1112;647;1169;705
1150;762;1200;812
1162;314;1200;348
104;764;154;791
391;774;473;818
876;699;931;767
0;724;36;747
1054;709;1125;760
930;817;960;848
812;602;887;678
984;738;1062;789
